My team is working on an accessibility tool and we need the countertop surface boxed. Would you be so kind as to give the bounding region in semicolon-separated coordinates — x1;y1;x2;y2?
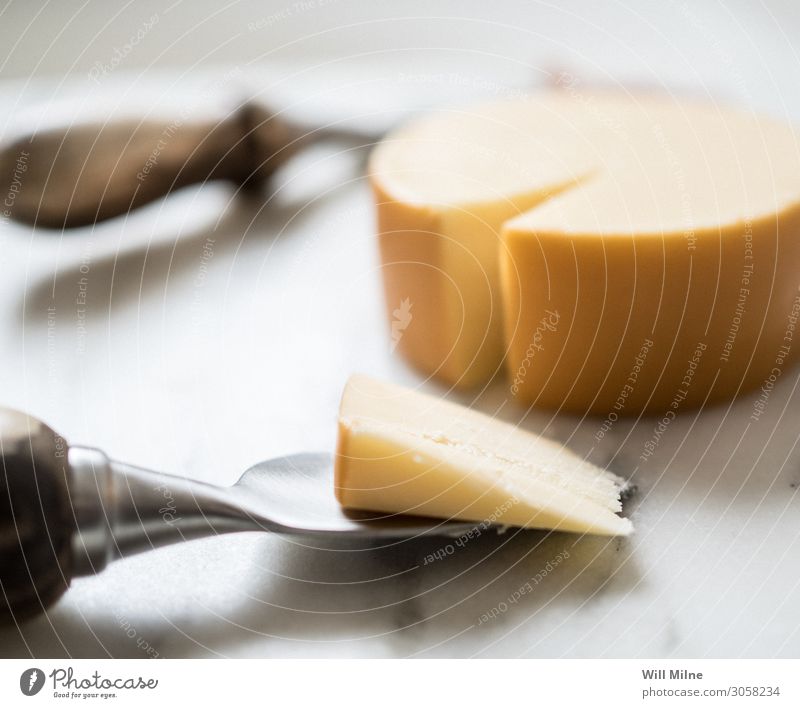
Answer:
2;2;800;657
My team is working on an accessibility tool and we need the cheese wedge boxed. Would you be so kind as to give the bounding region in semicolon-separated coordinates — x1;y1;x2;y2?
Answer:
334;374;633;536
370;93;800;412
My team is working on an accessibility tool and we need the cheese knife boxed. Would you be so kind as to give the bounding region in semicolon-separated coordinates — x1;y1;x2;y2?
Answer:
0;406;474;624
0;100;377;229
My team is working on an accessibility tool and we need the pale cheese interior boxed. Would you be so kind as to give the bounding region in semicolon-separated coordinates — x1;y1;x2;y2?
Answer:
335;374;633;536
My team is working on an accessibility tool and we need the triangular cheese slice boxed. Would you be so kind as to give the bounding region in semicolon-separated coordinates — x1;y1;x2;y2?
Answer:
335;374;632;536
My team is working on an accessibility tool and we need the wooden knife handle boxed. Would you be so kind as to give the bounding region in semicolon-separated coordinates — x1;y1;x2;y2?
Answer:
0;102;305;229
0;407;74;624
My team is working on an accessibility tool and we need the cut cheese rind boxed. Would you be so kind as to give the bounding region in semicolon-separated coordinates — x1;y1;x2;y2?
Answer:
335;374;633;536
371;92;800;412
371;97;598;387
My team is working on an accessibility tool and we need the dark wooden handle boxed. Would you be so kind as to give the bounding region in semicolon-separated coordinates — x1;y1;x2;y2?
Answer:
0;408;74;624
0;102;304;229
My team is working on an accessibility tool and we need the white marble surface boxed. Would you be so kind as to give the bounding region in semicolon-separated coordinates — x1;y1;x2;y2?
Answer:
2;1;800;658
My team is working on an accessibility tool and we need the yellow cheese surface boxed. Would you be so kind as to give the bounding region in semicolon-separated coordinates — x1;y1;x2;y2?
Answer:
370;93;800;412
335;374;633;536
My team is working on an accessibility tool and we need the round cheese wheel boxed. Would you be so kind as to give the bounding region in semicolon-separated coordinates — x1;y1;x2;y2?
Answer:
370;93;800;413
